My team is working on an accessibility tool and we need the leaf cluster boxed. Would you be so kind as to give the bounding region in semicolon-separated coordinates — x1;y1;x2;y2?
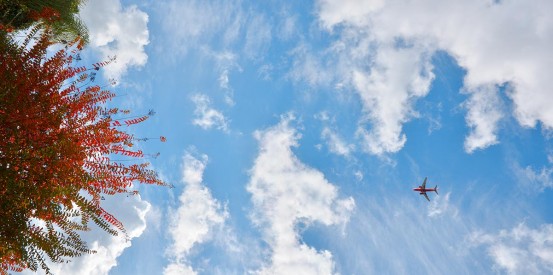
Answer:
0;0;89;43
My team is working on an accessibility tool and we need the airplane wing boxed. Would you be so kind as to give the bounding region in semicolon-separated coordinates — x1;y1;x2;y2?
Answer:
422;177;427;189
422;192;430;201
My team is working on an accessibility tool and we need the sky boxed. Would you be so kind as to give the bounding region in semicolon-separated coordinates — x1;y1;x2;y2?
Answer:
21;0;553;274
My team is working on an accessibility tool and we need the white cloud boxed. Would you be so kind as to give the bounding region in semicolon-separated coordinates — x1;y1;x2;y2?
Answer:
354;170;363;181
191;94;229;132
288;43;335;88
80;0;149;80
277;14;298;41
317;0;383;29
464;85;504;153
315;0;553;153
247;115;355;274
426;112;442;135
258;64;273;81
353;46;434;155
513;163;553;192
160;1;247;105
427;192;458;218
469;223;553;274
334;193;482;274
207;50;241;105
164;153;228;275
160;1;276;106
25;194;151;275
314;111;331;122
244;14;272;60
321;127;354;157
164;263;197;275
219;70;230;90
160;0;243;56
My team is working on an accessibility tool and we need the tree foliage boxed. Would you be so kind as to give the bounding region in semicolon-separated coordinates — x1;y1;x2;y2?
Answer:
0;27;167;274
0;0;89;43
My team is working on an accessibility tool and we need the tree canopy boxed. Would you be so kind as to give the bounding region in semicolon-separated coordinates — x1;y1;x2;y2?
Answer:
0;26;166;274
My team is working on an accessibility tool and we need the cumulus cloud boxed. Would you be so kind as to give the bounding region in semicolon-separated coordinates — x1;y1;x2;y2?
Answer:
164;153;228;275
469;223;553;274
25;194;151;275
353;46;434;155
315;0;553;154
191;94;229;132
464;85;504;153
80;0;149;80
247;115;355;274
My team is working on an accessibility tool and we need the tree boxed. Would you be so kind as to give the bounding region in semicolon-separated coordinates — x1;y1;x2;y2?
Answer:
0;0;89;43
0;26;167;274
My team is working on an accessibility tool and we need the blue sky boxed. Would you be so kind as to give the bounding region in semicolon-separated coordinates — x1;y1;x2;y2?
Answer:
25;0;553;274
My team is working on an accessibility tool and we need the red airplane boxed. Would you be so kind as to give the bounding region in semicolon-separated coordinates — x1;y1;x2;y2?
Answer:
413;177;438;201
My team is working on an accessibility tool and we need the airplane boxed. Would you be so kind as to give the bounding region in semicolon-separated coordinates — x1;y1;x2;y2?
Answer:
413;177;438;201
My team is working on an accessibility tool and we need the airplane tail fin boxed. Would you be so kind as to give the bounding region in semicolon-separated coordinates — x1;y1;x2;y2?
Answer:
434;185;439;195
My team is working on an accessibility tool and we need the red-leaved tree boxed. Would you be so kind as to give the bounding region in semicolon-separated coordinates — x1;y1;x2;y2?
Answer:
0;26;167;274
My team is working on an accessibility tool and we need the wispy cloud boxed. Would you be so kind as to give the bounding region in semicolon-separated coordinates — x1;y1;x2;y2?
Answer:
332;194;483;274
427;192;458;218
164;152;228;275
243;14;272;60
314;0;553;154
321;127;354;157
80;0;149;80
287;43;336;88
160;0;270;106
207;49;241;105
512;163;553;192
191;94;229;132
247;115;355;274
469;223;553;274
160;0;243;56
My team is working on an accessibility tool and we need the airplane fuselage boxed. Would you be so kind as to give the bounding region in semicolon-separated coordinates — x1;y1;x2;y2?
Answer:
412;187;437;193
